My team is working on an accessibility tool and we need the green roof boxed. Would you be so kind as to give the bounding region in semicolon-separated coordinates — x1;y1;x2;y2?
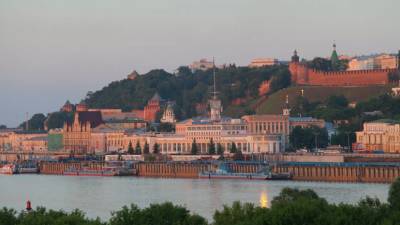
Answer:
373;119;400;124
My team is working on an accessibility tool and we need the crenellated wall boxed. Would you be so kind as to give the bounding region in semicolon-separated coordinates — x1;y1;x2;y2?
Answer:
289;62;395;86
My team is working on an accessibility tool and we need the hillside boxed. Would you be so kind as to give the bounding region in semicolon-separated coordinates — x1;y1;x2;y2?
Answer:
84;65;291;120
256;85;393;114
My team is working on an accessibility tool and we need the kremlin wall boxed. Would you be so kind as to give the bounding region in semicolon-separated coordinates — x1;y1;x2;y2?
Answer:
289;48;399;87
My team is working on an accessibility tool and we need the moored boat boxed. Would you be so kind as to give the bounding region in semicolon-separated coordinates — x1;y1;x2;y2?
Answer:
0;164;17;175
199;162;292;180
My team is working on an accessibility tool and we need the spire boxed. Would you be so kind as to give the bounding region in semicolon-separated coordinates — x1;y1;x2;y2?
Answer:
209;57;222;121
212;57;217;99
283;94;291;116
291;49;299;63
331;42;339;71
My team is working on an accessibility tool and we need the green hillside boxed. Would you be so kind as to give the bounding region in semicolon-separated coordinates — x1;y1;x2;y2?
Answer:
256;85;393;114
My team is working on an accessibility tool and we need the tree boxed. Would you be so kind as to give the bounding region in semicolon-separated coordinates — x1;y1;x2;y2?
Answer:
290;126;329;150
127;141;134;154
135;141;142;155
389;177;400;210
46;112;73;129
159;122;175;132
327;95;348;108
208;138;216;155
229;142;238;153
153;143;160;154
191;139;198;155
20;113;46;131
143;141;150;154
307;57;332;71
0;125;7;129
217;143;224;156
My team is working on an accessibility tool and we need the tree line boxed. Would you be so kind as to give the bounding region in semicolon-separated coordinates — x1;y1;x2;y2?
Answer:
2;178;400;225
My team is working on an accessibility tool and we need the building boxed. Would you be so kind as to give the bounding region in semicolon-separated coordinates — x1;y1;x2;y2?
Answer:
60;100;73;112
63;111;103;154
189;59;214;71
127;70;139;80
249;58;279;68
131;92;164;122
348;54;398;71
161;103;177;123
21;136;48;152
355;120;400;153
289;47;398;86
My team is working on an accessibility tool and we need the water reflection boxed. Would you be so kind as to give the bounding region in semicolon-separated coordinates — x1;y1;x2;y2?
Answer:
260;191;268;208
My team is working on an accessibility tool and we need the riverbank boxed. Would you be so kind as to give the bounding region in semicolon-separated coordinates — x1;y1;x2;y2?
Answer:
38;161;400;183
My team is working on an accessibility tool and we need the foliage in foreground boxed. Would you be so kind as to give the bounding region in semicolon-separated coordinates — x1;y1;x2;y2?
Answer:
2;178;400;225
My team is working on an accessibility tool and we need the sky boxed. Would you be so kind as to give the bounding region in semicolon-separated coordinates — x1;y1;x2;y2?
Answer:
0;0;399;127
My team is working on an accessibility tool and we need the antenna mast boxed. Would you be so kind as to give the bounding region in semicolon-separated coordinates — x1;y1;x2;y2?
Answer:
213;57;217;99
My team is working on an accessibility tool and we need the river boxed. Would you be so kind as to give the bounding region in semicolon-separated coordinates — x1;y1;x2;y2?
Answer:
0;175;390;222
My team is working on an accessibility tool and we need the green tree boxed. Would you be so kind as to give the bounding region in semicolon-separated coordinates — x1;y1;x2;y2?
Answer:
0;125;7;129
0;208;17;225
153;143;160;154
229;142;238;154
135;141;142;155
389;177;400;210
127;141;134;154
143;141;150;154
217;143;224;156
46;112;73;129
191;139;198;155
290;126;329;150
307;57;332;71
208;138;216;155
159;123;175;132
20;113;46;131
109;202;207;225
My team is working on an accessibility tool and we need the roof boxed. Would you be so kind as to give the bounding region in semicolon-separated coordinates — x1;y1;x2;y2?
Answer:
150;92;162;102
67;111;103;128
371;119;400;124
289;117;321;122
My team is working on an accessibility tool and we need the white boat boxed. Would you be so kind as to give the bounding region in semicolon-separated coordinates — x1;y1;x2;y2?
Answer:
0;164;17;175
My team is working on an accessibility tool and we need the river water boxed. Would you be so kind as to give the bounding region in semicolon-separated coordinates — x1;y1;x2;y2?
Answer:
0;175;390;222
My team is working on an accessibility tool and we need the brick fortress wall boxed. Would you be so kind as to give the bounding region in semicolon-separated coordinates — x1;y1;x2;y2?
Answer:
289;62;396;86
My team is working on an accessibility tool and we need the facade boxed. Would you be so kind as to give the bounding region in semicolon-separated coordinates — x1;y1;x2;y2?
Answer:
63;111;103;154
160;103;176;123
249;58;279;68
348;54;398;71
189;59;214;71
21;136;48;152
0;129;47;152
355;120;400;153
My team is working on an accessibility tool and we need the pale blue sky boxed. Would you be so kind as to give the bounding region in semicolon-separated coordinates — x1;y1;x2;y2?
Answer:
0;0;399;126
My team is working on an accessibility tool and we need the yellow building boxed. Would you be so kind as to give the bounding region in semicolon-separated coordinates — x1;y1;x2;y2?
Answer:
355;120;400;153
249;58;279;68
63;111;103;154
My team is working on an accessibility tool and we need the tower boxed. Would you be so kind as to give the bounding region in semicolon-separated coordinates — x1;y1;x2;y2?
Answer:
161;102;176;123
331;42;339;71
282;94;291;116
289;50;300;84
398;50;400;69
209;58;222;121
